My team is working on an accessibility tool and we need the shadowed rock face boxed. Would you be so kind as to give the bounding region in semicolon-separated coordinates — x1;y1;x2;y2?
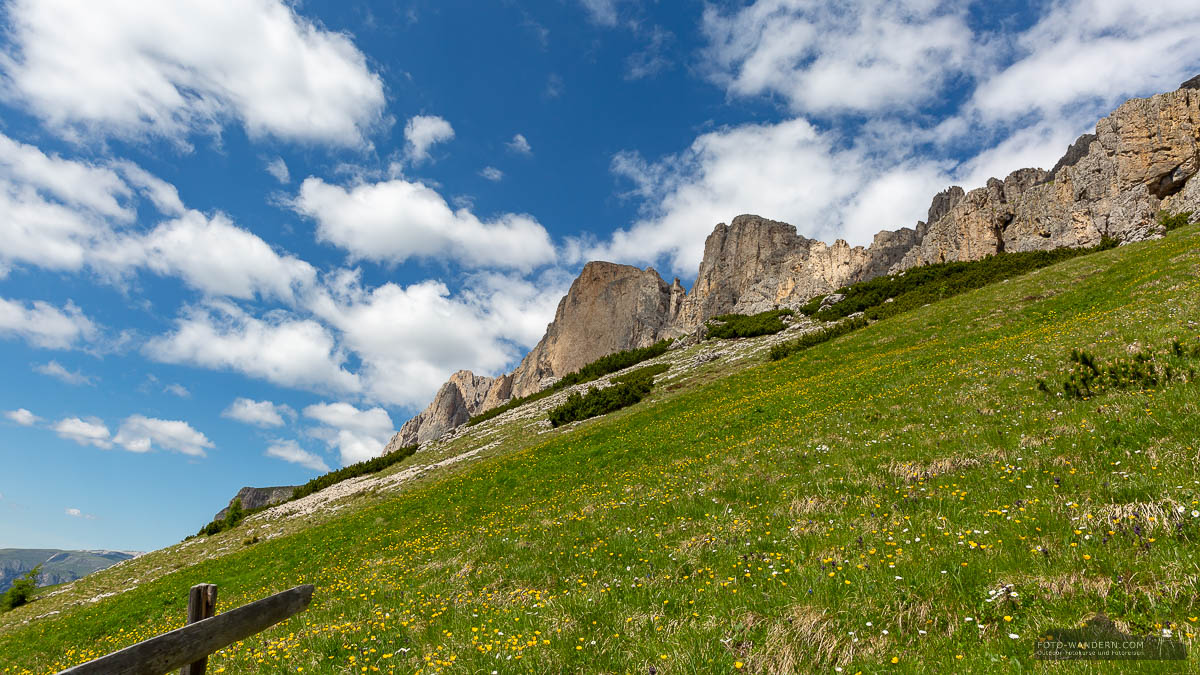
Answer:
214;486;297;521
394;370;497;446
390;77;1200;449
507;261;681;398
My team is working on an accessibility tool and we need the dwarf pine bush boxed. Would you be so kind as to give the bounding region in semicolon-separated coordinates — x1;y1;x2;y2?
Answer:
1039;340;1200;399
467;339;674;427
1158;210;1194;232
547;367;661;427
769;316;868;361
704;309;794;340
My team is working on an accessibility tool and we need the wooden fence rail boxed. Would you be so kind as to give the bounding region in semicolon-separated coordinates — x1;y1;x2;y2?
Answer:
56;584;313;675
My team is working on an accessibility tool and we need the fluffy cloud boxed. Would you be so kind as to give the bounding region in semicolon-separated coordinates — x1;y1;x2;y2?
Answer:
480;166;504;182
292;177;556;271
0;132;314;303
53;417;112;448
0;0;385;146
34;360;96;386
590;118;944;274
506;133;533;156
112;415;213;456
307;269;566;407
4;408;40;426
223;398;295;428
0;133;134;275
701;0;972;115
303;402;395;465
129;211;316;302
65;507;96;519
0;297;97;349
146;301;360;394
265;439;330;472
404;115;455;164
968;0;1200;124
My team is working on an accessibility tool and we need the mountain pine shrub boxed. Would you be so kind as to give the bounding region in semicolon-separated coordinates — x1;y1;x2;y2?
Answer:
704;309;794;340
547;367;661;427
467;339;674;427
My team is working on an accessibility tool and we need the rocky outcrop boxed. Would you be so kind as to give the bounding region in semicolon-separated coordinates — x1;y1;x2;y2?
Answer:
394;370;499;446
672;215;920;329
507;261;680;398
901;84;1200;266
214;486;297;521
387;77;1200;451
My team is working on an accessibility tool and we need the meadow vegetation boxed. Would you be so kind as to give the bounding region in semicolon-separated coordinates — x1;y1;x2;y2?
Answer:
3;227;1200;673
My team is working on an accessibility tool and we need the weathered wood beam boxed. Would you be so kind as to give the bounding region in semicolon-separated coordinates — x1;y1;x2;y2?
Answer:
57;584;313;675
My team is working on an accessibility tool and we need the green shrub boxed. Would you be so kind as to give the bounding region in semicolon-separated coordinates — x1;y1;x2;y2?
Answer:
548;369;661;427
1159;210;1194;232
704;309;794;340
0;566;40;613
768;316;869;361
467;339;674;427
610;363;669;385
292;444;419;501
797;294;828;316
1038;340;1200;400
810;238;1119;324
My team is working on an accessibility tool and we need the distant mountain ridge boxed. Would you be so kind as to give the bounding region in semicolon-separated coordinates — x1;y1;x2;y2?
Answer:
385;75;1200;452
0;549;138;593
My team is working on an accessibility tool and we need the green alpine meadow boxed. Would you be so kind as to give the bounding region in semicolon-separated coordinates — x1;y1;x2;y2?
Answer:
4;224;1199;673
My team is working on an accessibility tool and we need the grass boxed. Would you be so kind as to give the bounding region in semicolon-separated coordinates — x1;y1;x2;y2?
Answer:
4;226;1200;673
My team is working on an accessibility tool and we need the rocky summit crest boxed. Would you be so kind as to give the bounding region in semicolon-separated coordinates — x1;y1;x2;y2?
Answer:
394;77;1200;447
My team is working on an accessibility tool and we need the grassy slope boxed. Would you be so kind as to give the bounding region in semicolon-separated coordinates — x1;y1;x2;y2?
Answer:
4;229;1200;674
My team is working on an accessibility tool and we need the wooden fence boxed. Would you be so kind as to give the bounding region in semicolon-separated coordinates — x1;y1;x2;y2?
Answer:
56;583;313;675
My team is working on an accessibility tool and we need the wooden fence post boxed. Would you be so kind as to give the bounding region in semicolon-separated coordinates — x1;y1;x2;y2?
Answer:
180;584;218;675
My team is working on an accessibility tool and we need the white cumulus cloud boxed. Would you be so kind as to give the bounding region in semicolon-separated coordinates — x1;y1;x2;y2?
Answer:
292;177;556;271
265;439;330;473
4;408;40;426
112;415;213;457
146;301;360;395
303;402;395;466
403;115;455;164
223;398;295;428
53;417;112;448
0;0;386;146
506;133;533;156
0;297;97;349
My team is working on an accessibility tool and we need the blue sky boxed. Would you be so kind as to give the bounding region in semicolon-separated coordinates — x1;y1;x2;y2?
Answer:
1;0;1198;552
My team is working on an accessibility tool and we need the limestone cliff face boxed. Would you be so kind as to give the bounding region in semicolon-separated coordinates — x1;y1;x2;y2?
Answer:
387;77;1200;451
214;485;297;521
901;85;1200;267
507;261;678;398
672;215;919;330
394;370;498;446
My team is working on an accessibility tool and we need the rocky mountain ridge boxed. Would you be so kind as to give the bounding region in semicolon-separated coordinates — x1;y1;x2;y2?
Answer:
392;78;1200;448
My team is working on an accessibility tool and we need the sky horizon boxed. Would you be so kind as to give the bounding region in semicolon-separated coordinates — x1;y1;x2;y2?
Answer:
2;0;1199;552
